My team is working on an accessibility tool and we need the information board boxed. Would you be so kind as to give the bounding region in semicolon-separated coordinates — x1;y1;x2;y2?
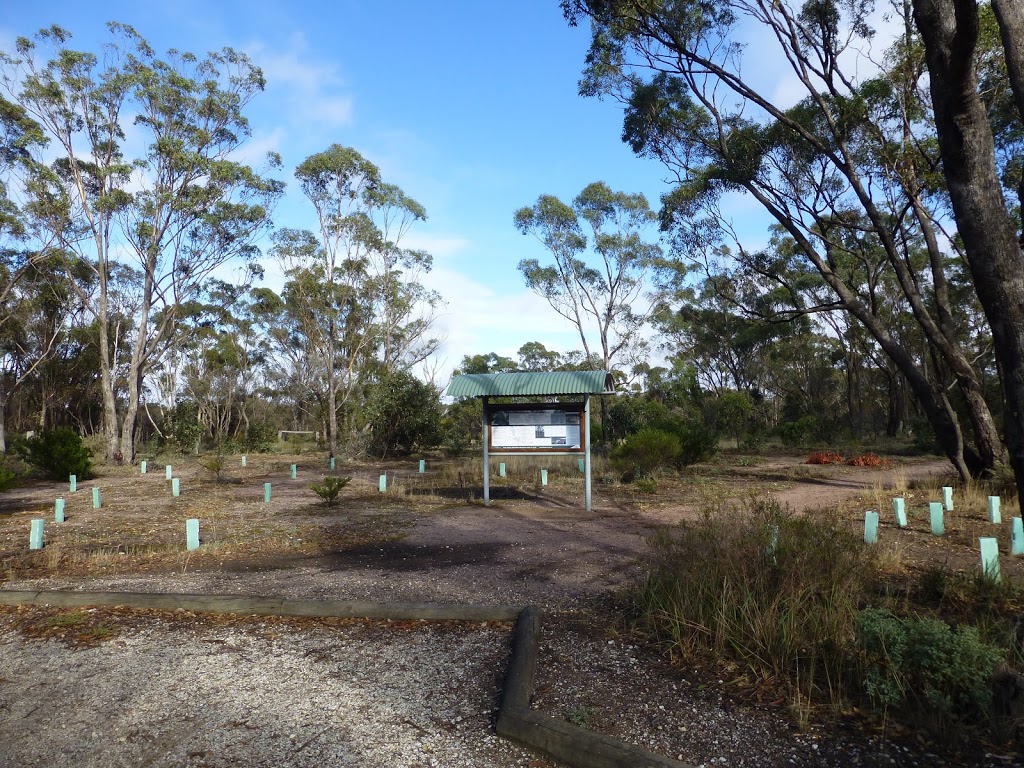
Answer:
488;406;583;451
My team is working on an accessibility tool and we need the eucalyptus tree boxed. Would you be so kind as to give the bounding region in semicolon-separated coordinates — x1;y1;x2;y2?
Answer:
273;144;440;456
1;23;283;462
561;0;1012;482
515;181;661;376
912;0;1024;496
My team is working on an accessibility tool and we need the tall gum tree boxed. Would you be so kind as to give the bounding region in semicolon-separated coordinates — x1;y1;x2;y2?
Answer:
561;0;1010;482
515;181;662;375
1;23;283;462
272;144;440;457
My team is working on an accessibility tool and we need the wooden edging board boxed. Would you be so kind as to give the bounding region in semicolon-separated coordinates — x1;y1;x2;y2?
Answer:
0;590;692;768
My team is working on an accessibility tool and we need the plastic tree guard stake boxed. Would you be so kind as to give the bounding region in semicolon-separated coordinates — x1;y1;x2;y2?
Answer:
929;502;944;535
379;474;387;492
989;496;1002;524
942;486;954;511
419;459;426;473
241;455;247;468
92;487;101;510
499;463;506;478
140;460;147;475
893;497;907;527
54;498;65;523
541;469;548;486
1013;518;1024;556
864;511;879;544
186;519;200;551
979;537;1000;581
29;519;44;550
69;475;76;493
172;478;180;497
165;465;172;481
263;483;272;503
290;464;297;479
766;524;779;562
578;458;585;473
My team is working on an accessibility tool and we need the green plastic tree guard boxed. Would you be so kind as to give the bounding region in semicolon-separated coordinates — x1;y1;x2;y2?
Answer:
942;486;954;511
541;469;548;486
264;483;272;503
1013;518;1024;556
69;475;77;493
92;487;101;510
54;498;65;523
186;519;200;551
989;496;1001;524
172;478;180;497
29;519;44;550
165;465;173;480
241;455;247;468
980;537;1000;581
864;511;879;544
140;460;147;475
379;474;387;493
929;502;944;535
419;459;426;473
499;463;506;478
893;497;907;527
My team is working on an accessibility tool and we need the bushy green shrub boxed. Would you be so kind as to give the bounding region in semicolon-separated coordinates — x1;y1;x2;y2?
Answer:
0;455;23;492
857;607;1003;736
366;371;442;458
244;422;278;453
659;419;718;466
309;476;352;506
778;415;818;448
610;429;680;479
23;428;94;480
159;401;204;454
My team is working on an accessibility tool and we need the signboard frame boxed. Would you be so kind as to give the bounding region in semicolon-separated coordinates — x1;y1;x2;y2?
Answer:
482;396;594;511
485;401;586;454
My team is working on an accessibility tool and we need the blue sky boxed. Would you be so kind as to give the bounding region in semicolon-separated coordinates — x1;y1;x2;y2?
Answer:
2;1;790;383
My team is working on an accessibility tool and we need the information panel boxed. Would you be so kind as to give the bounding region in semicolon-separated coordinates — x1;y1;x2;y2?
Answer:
488;406;583;451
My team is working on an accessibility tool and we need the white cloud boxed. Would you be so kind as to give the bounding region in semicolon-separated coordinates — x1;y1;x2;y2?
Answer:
247;34;354;128
421;263;586;385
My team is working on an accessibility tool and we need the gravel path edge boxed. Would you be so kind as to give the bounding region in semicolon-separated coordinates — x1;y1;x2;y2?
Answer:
0;589;692;768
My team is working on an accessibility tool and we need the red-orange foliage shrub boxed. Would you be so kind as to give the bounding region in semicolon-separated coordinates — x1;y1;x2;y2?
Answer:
846;453;889;468
807;451;844;465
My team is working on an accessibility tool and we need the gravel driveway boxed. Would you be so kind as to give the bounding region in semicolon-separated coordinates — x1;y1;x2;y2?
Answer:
1;462;1014;767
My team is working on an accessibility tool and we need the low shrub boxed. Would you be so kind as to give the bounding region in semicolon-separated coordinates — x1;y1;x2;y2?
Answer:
807;451;844;465
0;455;23;492
847;453;888;468
22;428;94;481
635;499;876;710
610;429;680;479
309;476;352;506
857;608;1003;738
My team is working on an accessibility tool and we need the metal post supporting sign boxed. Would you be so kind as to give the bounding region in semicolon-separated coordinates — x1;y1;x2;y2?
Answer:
584;396;592;512
483;397;490;506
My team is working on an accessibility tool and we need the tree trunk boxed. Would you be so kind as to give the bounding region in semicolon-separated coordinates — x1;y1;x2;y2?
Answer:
97;291;121;463
914;0;1024;499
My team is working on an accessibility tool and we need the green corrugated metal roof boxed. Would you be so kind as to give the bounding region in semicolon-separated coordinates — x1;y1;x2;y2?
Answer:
446;370;613;398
